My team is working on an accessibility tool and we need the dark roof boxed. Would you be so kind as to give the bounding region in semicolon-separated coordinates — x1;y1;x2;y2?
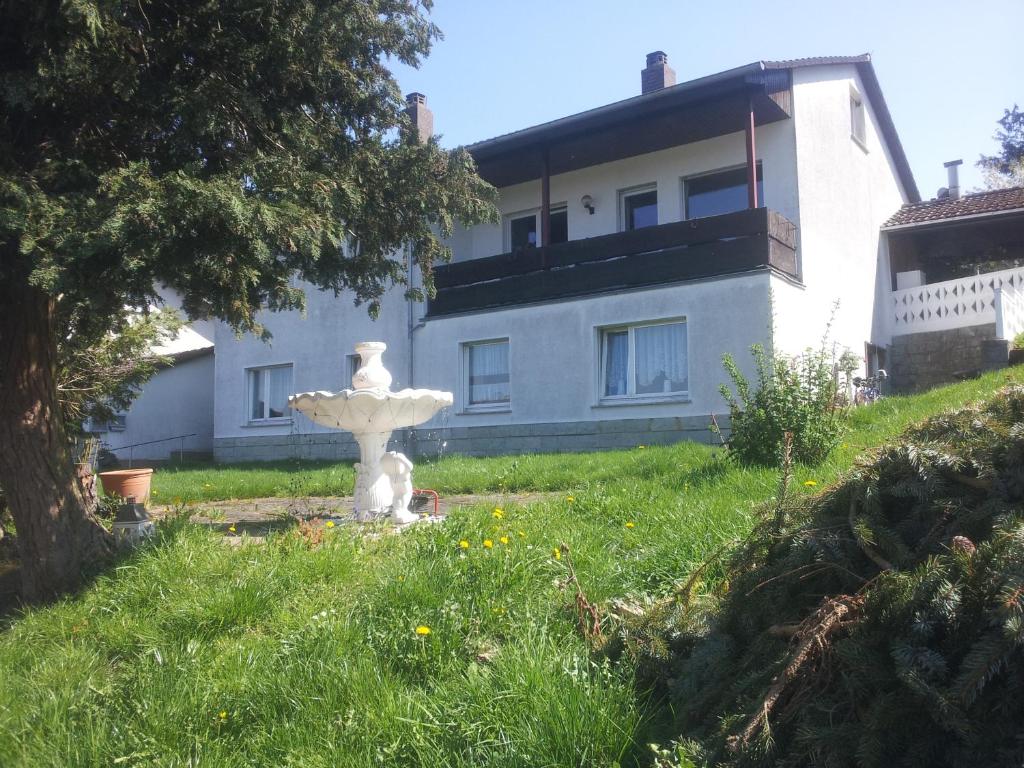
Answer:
882;187;1024;229
466;54;919;203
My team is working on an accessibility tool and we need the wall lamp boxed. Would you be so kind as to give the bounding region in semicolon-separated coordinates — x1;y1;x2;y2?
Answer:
581;194;595;215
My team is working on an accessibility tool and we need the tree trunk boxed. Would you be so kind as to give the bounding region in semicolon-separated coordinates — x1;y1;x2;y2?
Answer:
0;275;114;603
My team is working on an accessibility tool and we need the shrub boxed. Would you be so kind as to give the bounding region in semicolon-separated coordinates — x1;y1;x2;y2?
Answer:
718;343;844;467
611;385;1024;767
1012;330;1024;350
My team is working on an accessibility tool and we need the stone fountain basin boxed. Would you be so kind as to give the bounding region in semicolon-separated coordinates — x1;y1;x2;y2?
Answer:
289;387;453;432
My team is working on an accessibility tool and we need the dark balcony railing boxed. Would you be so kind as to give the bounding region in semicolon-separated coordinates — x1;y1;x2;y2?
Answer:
427;207;798;317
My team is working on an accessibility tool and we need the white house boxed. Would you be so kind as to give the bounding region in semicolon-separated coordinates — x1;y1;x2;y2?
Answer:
90;293;216;464
131;52;922;463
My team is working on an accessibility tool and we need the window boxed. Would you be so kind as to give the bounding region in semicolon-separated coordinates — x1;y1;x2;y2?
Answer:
89;413;127;433
684;165;763;220
850;88;867;148
464;339;510;409
621;186;658;231
247;364;293;422
548;206;569;244
601;320;688;400
346;353;361;386
507;207;569;250
509;213;537;249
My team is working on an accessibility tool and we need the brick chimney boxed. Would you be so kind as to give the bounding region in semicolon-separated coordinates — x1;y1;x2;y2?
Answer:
641;51;676;94
404;92;433;143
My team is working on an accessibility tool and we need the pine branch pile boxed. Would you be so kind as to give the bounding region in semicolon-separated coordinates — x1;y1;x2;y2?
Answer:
615;385;1024;767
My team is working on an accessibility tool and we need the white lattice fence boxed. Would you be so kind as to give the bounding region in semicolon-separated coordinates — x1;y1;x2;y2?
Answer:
890;267;1024;336
996;284;1024;341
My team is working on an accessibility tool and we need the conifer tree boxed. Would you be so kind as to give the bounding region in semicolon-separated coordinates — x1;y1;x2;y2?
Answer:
0;0;496;601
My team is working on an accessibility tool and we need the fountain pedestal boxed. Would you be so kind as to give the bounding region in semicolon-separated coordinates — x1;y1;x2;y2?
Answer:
288;342;452;524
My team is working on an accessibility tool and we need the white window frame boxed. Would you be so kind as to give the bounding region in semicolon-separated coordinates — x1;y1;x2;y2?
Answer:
595;318;689;405
850;86;868;151
346;353;361;386
460;338;511;413
618;183;658;232
244;363;294;425
504;208;540;251
503;205;569;251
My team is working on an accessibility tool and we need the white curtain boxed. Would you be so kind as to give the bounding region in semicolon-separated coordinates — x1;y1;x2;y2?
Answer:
635;323;687;394
248;370;264;420
267;366;293;418
469;343;509;404
604;331;628;396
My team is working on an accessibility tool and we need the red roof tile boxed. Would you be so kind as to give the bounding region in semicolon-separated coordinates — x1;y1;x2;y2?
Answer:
883;187;1024;228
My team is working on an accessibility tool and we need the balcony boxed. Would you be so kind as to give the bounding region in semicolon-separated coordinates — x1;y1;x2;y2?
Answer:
889;266;1024;339
426;207;798;317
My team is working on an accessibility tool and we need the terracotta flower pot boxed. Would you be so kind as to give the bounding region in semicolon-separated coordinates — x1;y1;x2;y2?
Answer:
98;469;154;504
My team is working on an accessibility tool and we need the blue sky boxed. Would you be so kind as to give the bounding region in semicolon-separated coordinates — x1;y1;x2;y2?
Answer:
391;0;1021;199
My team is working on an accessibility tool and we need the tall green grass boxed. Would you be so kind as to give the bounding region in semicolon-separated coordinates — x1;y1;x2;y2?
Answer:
2;368;1021;767
151;368;1024;504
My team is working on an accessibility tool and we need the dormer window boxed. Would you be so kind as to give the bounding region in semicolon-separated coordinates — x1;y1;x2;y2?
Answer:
850;87;867;149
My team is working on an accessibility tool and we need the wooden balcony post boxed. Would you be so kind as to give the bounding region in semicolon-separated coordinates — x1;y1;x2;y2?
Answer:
541;147;551;247
745;97;758;209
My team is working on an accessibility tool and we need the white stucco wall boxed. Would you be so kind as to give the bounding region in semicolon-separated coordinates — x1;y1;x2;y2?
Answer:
100;352;215;461
209;62;914;458
773;64;909;365
446;122;799;263
212;283;411;441
412;272;774;428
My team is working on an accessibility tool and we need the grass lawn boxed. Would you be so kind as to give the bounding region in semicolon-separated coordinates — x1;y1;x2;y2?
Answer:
1;368;1021;767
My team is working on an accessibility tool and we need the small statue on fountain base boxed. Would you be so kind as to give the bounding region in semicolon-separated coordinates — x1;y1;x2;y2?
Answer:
381;451;416;524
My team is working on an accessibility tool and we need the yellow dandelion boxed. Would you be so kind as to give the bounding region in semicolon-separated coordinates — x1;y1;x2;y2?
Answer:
218;711;228;721
483;539;494;549
499;536;509;545
492;508;504;519
325;520;335;528
228;525;236;533
637;444;646;450
459;540;470;549
803;480;818;487
397;575;405;582
415;625;431;636
625;521;636;529
552;548;561;560
566;495;575;503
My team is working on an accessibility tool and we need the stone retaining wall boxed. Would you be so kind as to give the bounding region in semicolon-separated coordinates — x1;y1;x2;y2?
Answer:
888;323;1008;393
213;414;728;463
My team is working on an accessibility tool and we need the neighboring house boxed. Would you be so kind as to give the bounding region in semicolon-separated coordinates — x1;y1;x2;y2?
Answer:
91;297;216;464
207;51;918;461
877;180;1024;391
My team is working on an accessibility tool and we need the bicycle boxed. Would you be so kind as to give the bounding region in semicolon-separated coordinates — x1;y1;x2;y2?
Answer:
852;370;887;405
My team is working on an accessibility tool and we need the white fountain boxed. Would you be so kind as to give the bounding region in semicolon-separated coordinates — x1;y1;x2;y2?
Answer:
288;342;452;524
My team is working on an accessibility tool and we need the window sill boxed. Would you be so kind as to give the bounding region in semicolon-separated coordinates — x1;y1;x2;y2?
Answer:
241;419;293;428
851;134;869;153
459;404;512;415
593;395;691;408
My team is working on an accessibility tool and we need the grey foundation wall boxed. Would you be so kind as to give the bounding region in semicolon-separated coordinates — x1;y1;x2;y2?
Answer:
888;323;1007;393
213;414;727;463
